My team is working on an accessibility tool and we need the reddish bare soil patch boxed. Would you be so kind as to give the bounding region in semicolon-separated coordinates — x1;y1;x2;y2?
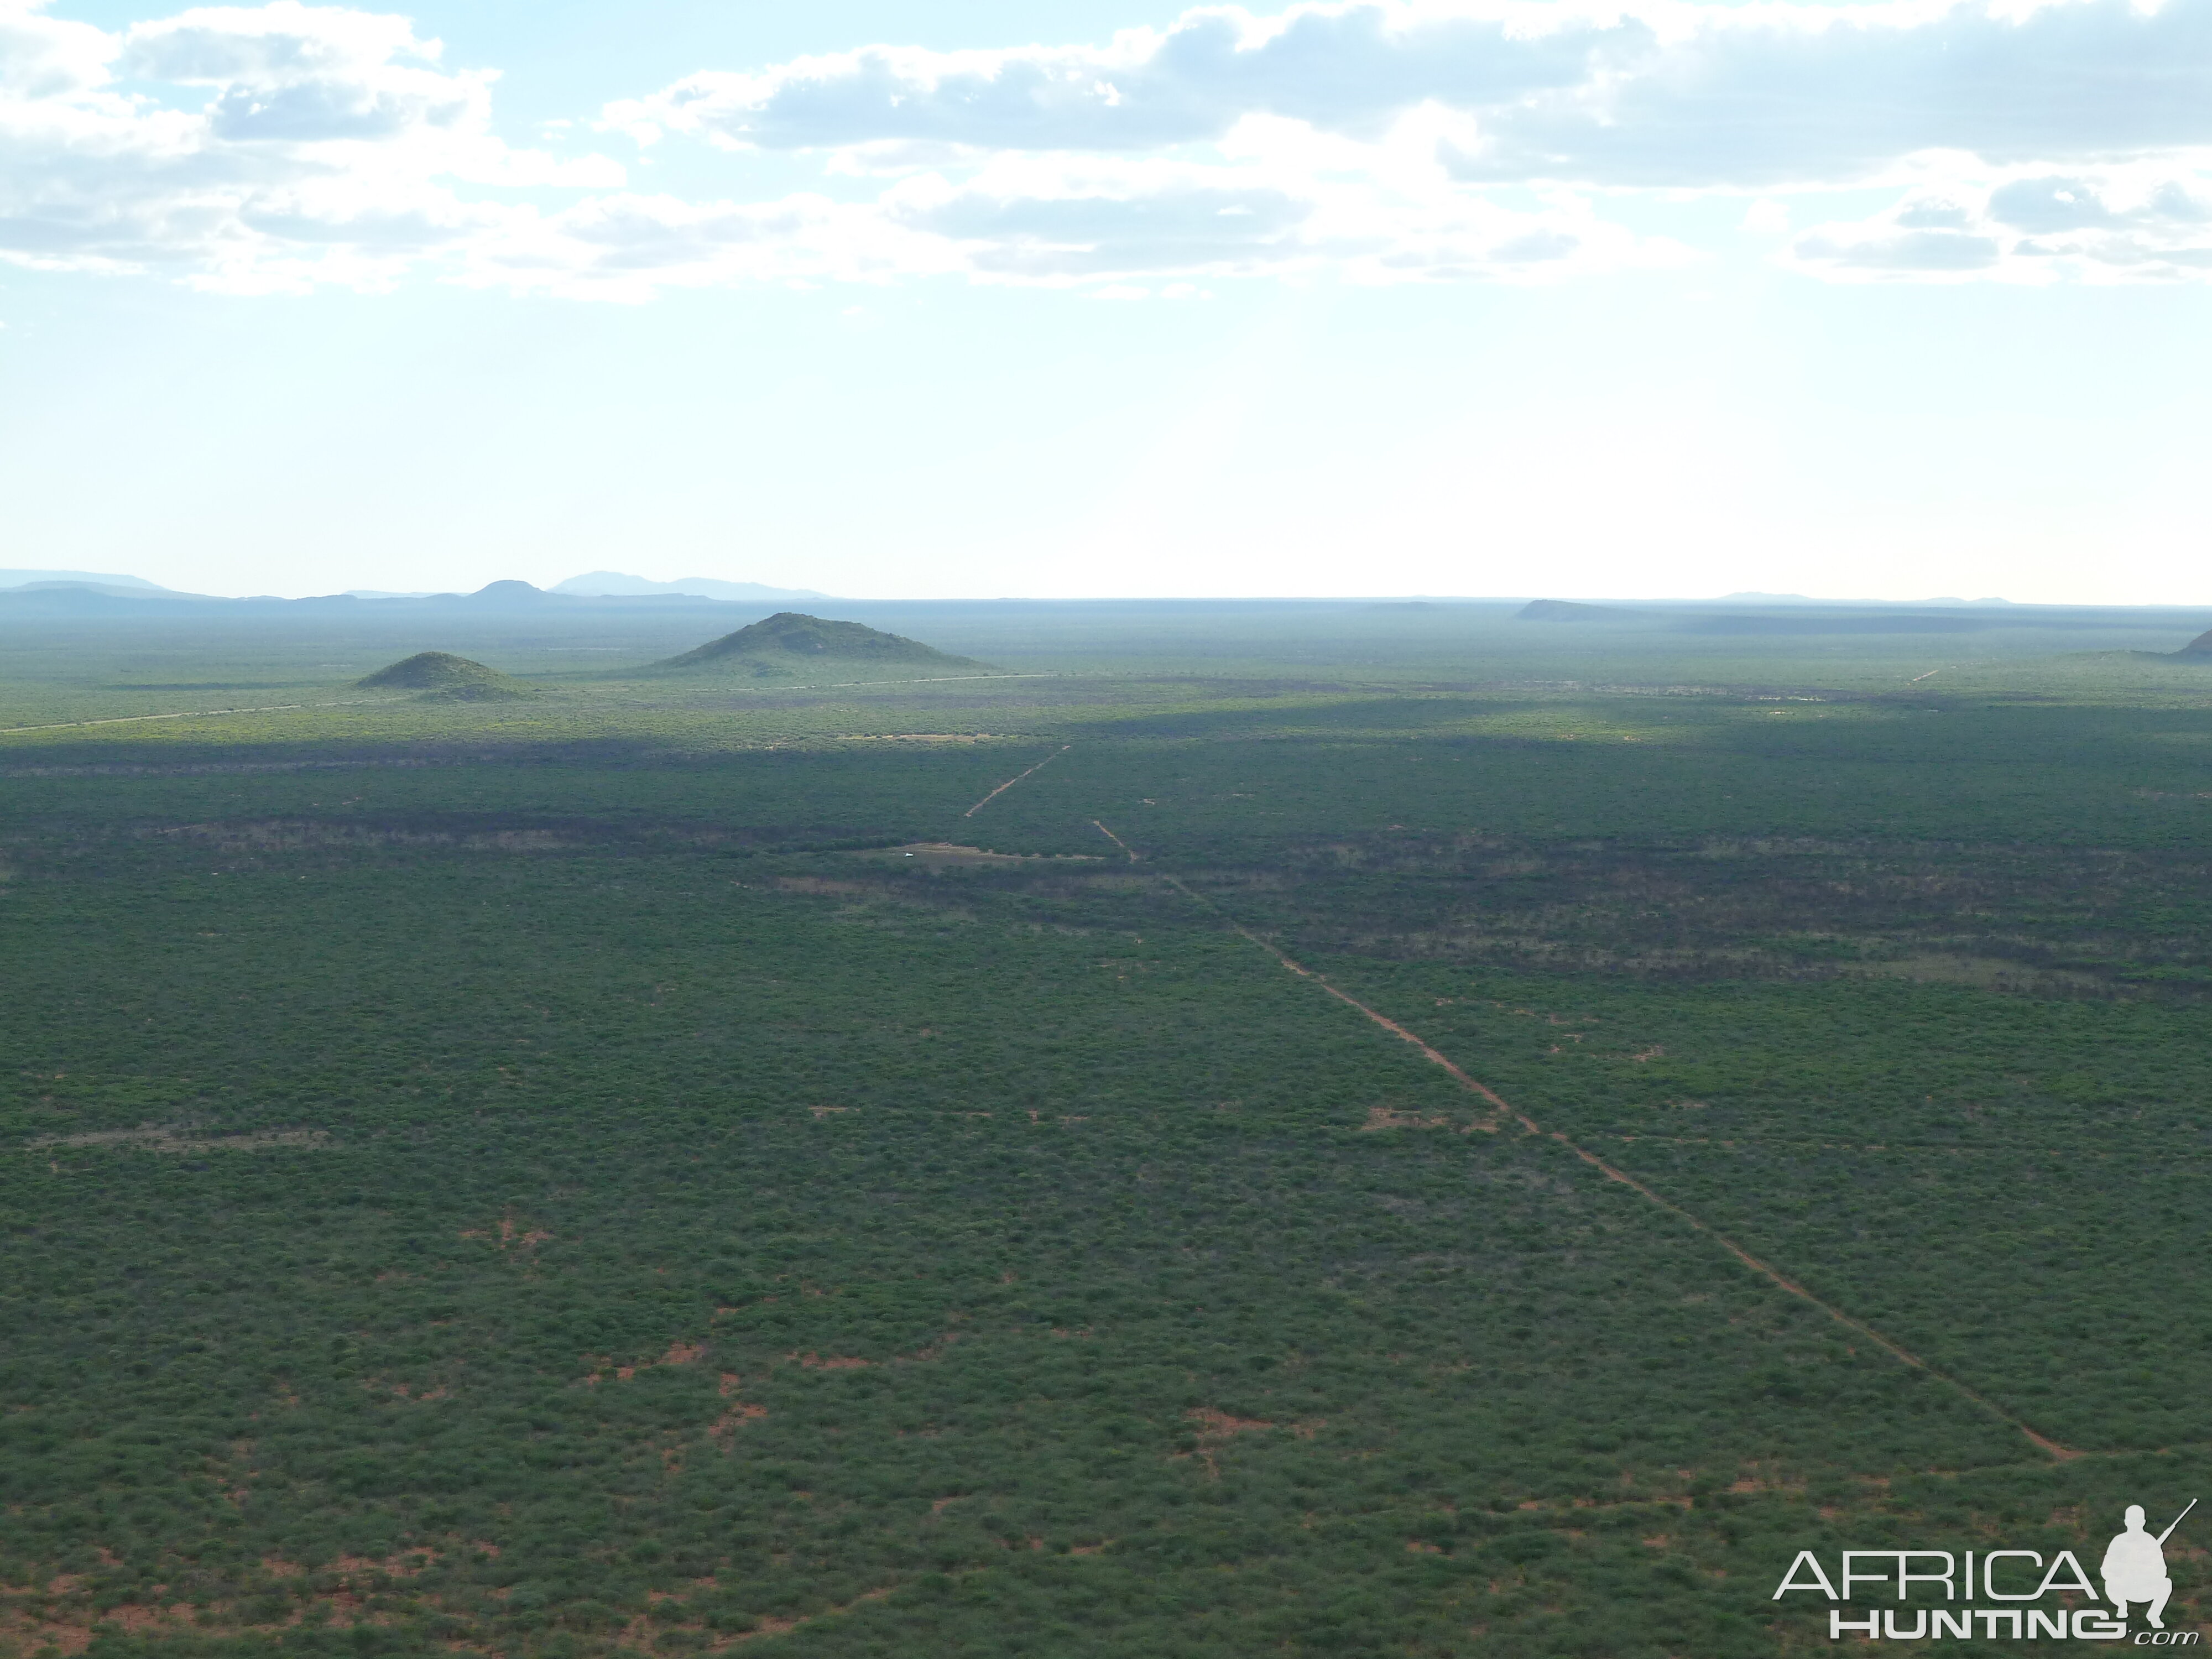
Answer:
1178;1408;1279;1478
808;1105;853;1120
869;840;1098;869
710;1375;767;1443
1361;1106;1453;1131
790;1352;873;1370
366;1379;450;1402
1727;1466;1808;1496
774;876;868;895
460;1218;552;1251
27;1125;330;1154
584;1340;707;1386
95;1603;197;1635
722;1586;894;1646
328;1549;438;1580
0;1609;93;1656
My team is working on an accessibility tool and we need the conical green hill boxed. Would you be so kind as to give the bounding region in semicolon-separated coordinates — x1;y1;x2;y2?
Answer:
651;613;987;677
356;652;535;700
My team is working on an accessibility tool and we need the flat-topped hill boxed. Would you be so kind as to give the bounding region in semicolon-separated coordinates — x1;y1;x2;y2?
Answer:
1516;599;1653;622
651;613;987;679
356;652;534;700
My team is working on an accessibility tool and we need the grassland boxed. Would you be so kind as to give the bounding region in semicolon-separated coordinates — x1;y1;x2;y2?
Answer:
6;601;2212;1657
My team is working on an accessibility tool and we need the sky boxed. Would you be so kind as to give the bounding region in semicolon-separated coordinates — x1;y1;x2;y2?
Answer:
3;0;2210;602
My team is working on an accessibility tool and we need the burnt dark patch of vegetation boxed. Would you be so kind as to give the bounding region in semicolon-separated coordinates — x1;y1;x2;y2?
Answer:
1191;832;2212;997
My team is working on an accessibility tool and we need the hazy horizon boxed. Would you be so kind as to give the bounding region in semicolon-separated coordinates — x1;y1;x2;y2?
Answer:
12;565;2212;611
13;565;2212;610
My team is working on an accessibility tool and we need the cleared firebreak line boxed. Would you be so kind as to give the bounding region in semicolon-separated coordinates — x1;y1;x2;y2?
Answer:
0;698;389;735
1129;849;2080;1464
963;745;1070;817
1091;820;1139;862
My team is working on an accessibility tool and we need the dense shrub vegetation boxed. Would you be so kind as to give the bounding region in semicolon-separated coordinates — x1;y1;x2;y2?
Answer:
7;611;2212;1655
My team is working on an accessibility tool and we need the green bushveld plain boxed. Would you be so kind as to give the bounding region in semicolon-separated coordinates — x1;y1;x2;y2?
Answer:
7;597;2212;1659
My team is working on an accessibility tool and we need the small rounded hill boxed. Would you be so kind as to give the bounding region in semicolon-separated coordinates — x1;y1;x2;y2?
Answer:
651;612;986;678
2176;628;2212;658
356;652;534;700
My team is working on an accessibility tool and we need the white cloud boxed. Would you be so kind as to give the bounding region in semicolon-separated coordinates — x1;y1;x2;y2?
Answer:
120;2;436;90
0;0;1679;296
9;0;2212;296
599;7;1630;155
604;0;2212;187
458;191;968;301
0;0;613;291
1791;164;2212;280
591;0;2212;289
1;0;112;98
863;149;1671;286
454;155;1672;300
1442;0;2212;190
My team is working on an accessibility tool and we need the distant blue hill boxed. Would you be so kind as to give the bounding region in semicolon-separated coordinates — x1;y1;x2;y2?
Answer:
0;568;180;593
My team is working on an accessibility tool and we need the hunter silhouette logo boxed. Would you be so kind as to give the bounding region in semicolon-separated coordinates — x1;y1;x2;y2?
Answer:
2107;1501;2195;1631
1774;1499;2200;1642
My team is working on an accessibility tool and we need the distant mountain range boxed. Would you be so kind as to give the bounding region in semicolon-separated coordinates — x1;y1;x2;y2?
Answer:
0;570;828;606
1517;598;2023;635
0;568;179;593
1715;592;2018;607
549;572;830;602
0;577;812;612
